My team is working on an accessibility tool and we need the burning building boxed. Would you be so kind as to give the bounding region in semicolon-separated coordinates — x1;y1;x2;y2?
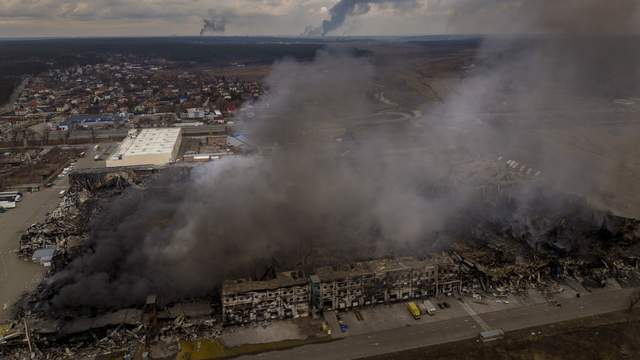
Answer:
222;255;462;325
222;270;310;325
311;256;461;313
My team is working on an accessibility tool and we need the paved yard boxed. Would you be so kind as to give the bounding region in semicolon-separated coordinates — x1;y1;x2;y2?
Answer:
0;146;98;321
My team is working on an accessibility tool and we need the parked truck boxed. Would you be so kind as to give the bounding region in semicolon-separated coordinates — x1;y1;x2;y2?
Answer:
0;201;16;209
407;302;422;320
422;300;437;316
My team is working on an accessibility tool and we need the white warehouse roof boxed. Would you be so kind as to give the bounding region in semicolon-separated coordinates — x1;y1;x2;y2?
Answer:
123;128;181;156
107;128;182;167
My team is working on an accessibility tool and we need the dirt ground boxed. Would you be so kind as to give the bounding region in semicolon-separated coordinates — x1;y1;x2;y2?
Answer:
359;310;640;360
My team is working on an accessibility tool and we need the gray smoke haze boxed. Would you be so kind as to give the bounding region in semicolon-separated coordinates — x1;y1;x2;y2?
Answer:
304;0;418;36
445;0;640;35
200;10;230;35
439;0;640;202
45;1;640;310
49;52;470;309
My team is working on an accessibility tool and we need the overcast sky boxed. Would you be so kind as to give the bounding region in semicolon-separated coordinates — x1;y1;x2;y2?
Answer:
0;0;639;38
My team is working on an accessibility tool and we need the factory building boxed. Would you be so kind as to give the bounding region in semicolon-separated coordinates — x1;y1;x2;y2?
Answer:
222;270;310;325
222;256;462;326
311;256;461;313
106;128;182;167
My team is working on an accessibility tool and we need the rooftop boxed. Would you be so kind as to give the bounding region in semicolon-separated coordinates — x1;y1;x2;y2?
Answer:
65;113;122;125
315;257;440;282
32;247;56;262
113;128;181;158
223;270;307;295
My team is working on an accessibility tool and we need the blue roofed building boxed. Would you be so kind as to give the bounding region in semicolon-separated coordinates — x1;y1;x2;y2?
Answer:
59;113;128;130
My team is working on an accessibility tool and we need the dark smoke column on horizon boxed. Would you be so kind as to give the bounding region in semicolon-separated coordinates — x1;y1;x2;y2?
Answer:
200;10;229;35
304;0;418;36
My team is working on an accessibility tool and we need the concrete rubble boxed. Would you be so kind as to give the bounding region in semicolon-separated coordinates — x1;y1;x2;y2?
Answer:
18;166;157;268
19;192;86;263
1;301;223;359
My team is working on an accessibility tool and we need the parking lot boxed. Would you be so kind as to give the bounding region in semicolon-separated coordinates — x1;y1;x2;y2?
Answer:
0;182;63;320
219;278;628;351
237;285;638;360
0;145;99;321
222;320;308;347
321;278;626;340
325;297;471;338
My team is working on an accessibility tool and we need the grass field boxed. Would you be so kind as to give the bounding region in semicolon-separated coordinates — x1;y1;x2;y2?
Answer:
176;336;337;360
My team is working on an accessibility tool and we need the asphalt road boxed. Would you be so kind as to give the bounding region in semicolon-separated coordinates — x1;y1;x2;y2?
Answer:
237;287;637;360
0;145;98;321
0;182;62;320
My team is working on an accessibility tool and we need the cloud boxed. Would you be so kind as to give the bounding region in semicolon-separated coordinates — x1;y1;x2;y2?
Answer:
2;1;639;40
0;0;313;20
0;0;333;36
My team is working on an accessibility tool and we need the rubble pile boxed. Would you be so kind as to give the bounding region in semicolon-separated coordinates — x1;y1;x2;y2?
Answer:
430;181;640;303
18;192;86;260
0;320;143;359
19;166;150;264
69;167;140;192
452;199;640;299
1;302;222;359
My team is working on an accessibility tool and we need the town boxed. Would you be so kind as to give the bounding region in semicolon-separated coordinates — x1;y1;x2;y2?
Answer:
1;56;263;148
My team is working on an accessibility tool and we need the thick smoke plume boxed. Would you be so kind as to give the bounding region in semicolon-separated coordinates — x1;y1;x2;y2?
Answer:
304;0;418;36
44;1;640;311
200;10;229;35
439;0;640;207
48;52;469;310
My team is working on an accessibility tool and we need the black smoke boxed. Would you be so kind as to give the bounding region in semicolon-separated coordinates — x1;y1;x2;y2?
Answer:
200;10;229;35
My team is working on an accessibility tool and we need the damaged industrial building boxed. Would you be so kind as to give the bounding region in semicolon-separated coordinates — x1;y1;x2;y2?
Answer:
310;256;461;313
223;271;311;325
222;256;462;325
